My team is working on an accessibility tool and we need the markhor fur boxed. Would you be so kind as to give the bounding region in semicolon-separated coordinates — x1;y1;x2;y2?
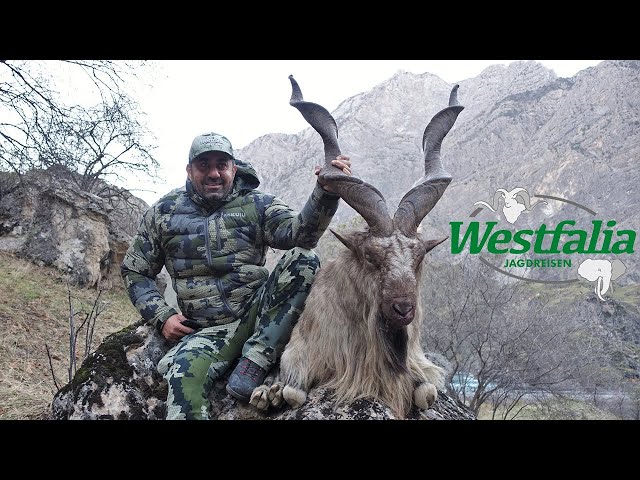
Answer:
276;240;444;417
249;76;465;417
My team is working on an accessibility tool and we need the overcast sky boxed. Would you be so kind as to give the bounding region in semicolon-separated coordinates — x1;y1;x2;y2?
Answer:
124;60;602;205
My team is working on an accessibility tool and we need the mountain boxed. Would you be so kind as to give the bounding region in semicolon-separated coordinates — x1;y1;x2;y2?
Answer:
237;60;640;282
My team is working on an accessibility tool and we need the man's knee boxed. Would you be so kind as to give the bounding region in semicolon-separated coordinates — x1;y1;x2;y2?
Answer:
160;340;224;384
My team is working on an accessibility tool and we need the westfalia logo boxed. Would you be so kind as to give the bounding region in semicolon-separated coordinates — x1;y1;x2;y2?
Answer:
451;187;636;301
450;220;635;255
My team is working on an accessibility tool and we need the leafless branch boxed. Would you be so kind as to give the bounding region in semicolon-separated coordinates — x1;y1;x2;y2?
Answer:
1;60;158;197
84;289;107;360
67;283;76;384
44;343;61;392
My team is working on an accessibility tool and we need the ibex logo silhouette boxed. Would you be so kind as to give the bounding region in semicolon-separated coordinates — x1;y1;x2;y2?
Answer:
474;187;547;224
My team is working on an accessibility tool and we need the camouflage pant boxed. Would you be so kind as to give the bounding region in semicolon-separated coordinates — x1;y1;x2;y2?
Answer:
157;247;319;420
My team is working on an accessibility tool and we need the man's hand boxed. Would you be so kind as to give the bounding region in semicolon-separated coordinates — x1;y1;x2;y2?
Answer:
315;154;351;193
161;313;195;342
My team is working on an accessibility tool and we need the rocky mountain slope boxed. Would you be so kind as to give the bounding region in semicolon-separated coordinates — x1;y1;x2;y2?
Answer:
238;60;640;282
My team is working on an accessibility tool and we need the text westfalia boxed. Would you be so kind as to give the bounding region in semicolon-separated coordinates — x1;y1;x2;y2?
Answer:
450;220;636;255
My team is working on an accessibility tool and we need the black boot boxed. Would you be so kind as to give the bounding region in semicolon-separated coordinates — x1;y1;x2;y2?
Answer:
226;357;267;402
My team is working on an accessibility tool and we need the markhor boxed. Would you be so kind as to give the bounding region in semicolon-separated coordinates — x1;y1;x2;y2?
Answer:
450;220;636;255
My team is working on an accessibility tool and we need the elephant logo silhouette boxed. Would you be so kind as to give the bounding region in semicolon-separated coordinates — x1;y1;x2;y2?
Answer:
577;259;627;301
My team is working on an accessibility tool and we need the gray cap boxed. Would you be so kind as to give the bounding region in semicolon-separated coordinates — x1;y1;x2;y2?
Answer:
188;132;234;163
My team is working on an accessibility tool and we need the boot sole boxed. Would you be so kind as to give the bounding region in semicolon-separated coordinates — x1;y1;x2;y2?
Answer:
226;383;251;403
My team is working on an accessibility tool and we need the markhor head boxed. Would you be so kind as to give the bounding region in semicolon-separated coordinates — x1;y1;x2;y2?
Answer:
289;75;464;329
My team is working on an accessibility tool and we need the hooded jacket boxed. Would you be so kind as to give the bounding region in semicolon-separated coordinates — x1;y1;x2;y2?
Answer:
121;159;340;331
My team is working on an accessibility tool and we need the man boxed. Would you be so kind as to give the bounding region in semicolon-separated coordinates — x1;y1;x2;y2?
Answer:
121;132;350;420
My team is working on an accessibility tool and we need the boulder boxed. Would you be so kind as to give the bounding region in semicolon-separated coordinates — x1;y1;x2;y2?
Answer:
0;168;148;288
51;321;476;420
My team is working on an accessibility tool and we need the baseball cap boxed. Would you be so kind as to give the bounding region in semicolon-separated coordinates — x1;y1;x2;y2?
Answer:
188;132;235;163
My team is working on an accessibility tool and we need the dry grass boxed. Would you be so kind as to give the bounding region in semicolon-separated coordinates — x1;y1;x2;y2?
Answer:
477;397;619;420
0;251;139;419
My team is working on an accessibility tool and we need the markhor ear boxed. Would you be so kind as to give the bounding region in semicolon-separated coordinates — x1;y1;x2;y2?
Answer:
423;236;448;254
330;228;359;253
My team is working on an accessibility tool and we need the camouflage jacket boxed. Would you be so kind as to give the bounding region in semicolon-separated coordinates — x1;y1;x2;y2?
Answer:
121;159;340;331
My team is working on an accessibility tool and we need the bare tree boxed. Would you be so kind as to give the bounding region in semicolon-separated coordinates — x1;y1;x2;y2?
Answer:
45;285;110;391
37;92;158;193
0;60;158;194
422;255;612;419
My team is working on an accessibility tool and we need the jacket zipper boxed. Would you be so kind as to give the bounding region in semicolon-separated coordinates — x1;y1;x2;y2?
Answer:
204;216;213;265
206;213;238;318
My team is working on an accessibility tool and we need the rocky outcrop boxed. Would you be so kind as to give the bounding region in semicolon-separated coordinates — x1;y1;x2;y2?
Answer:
50;321;475;420
0;167;148;288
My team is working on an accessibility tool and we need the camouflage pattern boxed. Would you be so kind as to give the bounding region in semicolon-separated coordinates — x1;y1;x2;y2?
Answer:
121;158;339;419
158;247;320;420
189;132;234;162
121;158;339;332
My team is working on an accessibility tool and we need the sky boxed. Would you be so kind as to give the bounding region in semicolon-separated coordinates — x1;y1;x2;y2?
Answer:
116;60;602;205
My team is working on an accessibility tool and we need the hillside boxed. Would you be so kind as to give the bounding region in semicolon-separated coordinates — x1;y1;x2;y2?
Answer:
0;251;138;419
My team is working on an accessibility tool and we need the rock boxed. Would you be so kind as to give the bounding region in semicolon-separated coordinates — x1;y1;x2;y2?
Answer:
50;321;475;420
0;167;148;288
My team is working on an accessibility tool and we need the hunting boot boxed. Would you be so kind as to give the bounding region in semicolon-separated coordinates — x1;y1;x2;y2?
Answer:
226;357;267;402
